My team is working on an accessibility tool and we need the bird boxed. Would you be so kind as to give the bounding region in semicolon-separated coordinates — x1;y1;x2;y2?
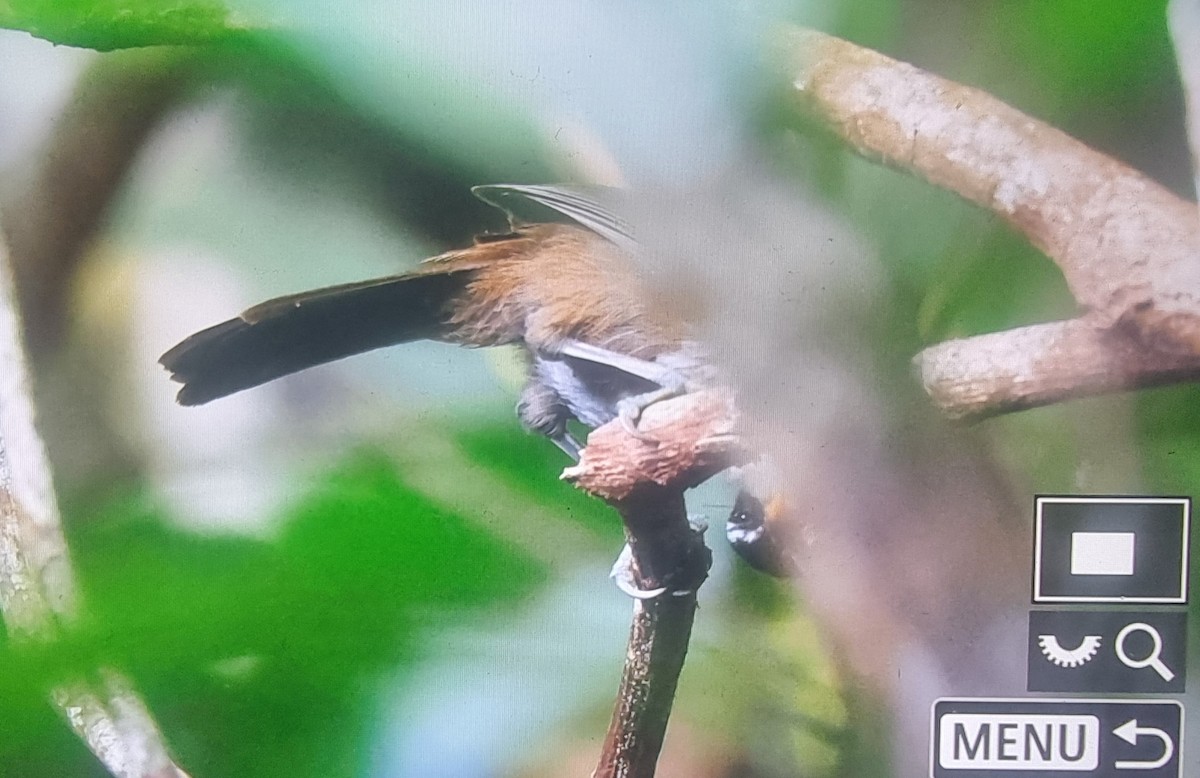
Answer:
724;486;798;578
160;184;791;580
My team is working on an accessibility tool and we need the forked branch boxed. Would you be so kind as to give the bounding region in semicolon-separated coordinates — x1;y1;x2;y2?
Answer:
779;27;1200;419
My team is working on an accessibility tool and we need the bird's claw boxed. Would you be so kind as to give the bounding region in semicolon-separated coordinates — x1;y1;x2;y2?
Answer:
616;398;654;441
615;382;686;442
609;542;704;599
610;545;668;599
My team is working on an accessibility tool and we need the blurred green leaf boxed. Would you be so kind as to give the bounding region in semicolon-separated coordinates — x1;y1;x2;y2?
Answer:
0;450;544;778
0;0;262;50
1137;386;1200;631
682;597;851;778
1140;386;1200;492
453;423;624;542
917;224;1077;343
982;0;1173;115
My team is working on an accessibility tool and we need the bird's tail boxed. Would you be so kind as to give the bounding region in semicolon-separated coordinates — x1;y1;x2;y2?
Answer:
160;266;476;406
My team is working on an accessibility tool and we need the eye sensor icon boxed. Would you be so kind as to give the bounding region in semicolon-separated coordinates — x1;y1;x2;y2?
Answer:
1037;634;1102;668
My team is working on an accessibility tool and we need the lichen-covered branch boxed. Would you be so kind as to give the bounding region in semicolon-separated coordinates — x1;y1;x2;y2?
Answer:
0;235;79;640
780;27;1200;419
563;392;740;777
0;236;187;777
54;673;191;778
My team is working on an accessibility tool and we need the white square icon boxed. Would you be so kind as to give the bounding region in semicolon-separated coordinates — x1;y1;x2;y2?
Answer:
1070;531;1135;576
1034;496;1189;603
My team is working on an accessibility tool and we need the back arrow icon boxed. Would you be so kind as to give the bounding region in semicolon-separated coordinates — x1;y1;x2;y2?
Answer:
1113;719;1174;770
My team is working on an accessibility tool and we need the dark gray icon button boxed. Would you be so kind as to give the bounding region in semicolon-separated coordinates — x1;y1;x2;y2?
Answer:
1028;611;1187;693
1112;719;1175;770
1033;497;1190;603
932;698;1182;777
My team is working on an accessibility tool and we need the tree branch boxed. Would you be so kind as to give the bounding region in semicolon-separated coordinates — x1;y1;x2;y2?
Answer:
2;47;196;358
591;490;705;778
563;390;744;501
779;27;1200;419
563;391;742;777
919;318;1200;420
0;232;187;777
54;672;190;778
0;245;77;638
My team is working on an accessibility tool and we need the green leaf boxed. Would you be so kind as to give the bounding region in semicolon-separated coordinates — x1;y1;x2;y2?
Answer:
453;422;624;542
0;450;544;778
0;0;262;50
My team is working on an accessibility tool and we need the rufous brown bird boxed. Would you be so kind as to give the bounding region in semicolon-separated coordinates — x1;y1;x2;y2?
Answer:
160;185;789;579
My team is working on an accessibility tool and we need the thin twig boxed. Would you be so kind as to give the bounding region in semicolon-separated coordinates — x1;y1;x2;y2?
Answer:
778;27;1200;419
592;489;706;778
564;392;741;777
0;224;187;777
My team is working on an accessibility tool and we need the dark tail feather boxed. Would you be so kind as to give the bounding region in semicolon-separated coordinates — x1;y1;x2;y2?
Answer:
161;269;473;405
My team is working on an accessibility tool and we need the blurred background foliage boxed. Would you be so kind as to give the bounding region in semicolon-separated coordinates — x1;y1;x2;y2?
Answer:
0;0;1195;777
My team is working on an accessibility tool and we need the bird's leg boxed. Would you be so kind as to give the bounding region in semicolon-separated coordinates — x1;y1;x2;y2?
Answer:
517;378;583;461
550;433;583;462
555;339;692;437
614;386;684;438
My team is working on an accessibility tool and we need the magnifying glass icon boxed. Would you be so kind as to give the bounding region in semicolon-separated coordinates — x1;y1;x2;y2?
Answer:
1115;622;1175;682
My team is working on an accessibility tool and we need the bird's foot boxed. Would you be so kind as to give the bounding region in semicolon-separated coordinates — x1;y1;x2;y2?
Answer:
616;384;686;440
609;516;709;599
610;544;669;599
